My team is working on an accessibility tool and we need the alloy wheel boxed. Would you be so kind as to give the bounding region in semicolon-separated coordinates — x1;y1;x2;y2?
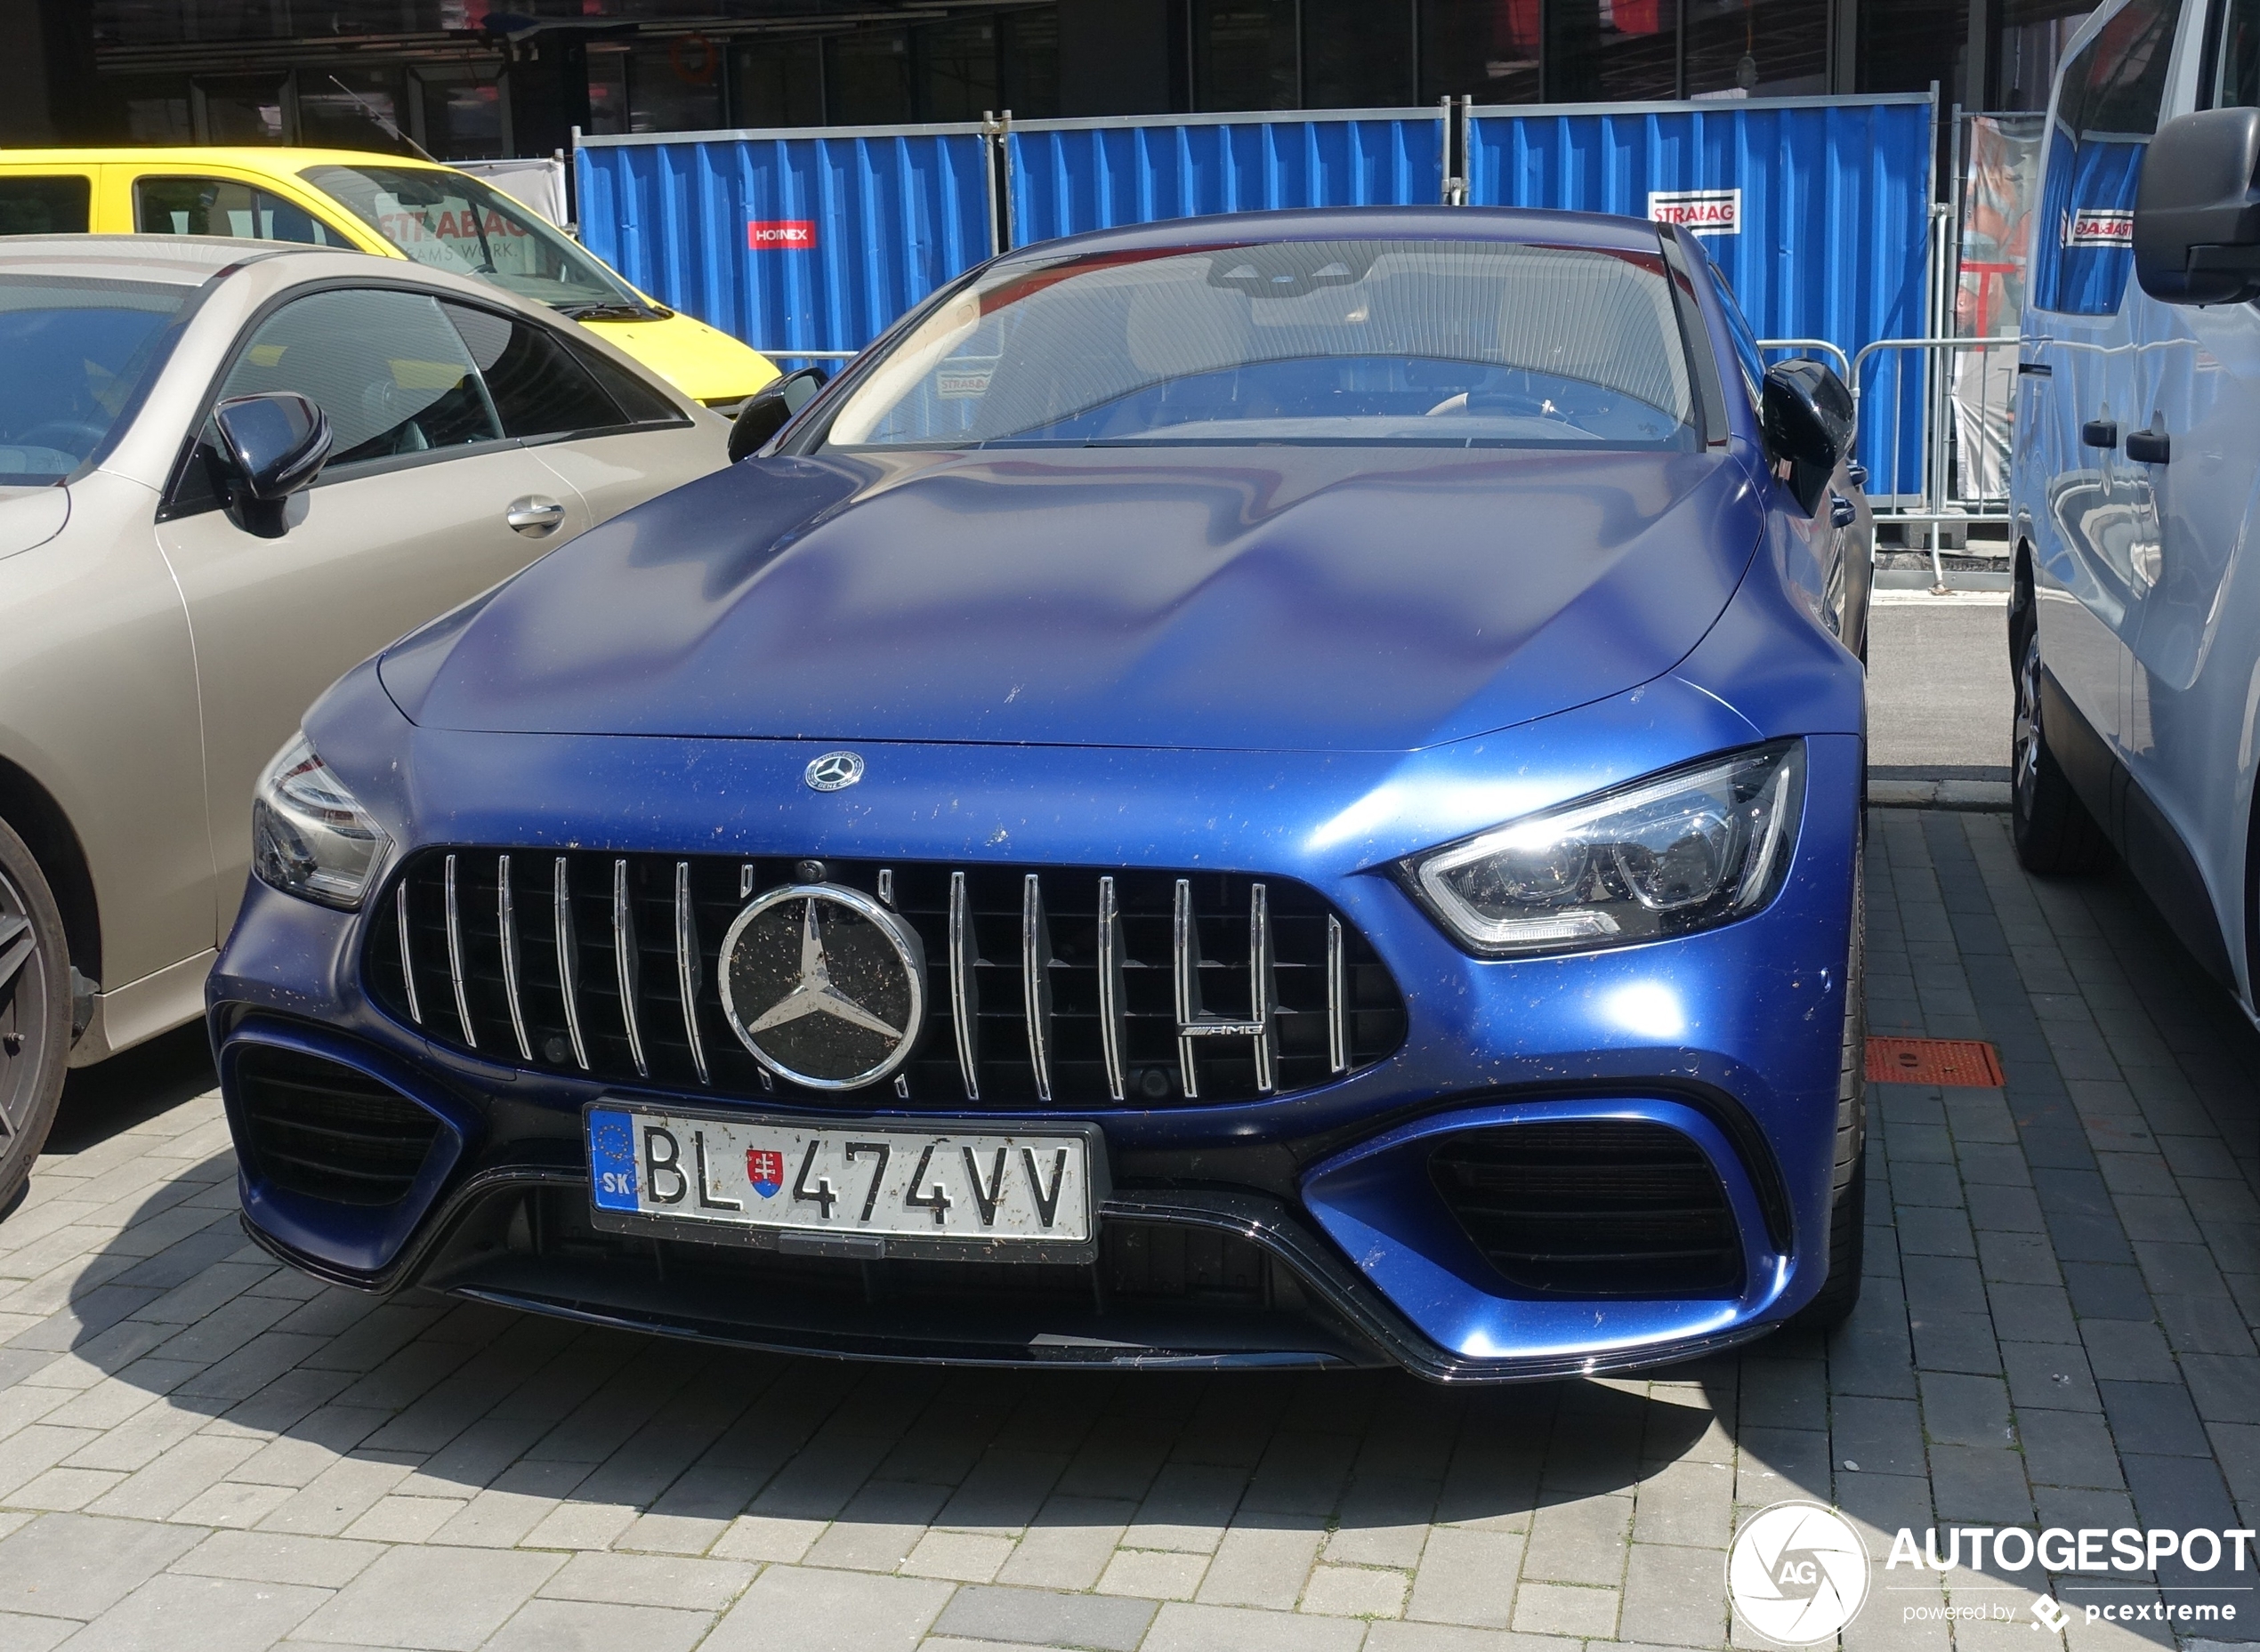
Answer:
2013;625;2042;820
0;867;48;1153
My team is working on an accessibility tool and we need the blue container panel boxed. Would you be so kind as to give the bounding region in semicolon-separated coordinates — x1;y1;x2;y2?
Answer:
576;131;993;361
1467;101;1933;495
1007;115;1444;246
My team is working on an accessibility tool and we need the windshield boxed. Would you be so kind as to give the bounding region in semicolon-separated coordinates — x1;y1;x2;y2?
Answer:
0;276;185;486
302;164;650;316
826;237;1700;451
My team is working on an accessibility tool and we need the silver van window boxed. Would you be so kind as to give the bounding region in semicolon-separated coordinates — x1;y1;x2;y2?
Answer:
2057;0;2185;139
2212;0;2260;108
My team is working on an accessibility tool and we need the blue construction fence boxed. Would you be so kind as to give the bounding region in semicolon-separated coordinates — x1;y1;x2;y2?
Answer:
576;93;1934;491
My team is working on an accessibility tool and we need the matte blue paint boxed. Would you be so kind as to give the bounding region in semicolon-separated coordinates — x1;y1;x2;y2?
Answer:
383;445;1763;752
1300;1099;1789;1360
211;208;1868;1378
220;1021;472;1277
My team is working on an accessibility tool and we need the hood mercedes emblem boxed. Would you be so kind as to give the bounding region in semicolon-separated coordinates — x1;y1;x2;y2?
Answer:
717;883;924;1089
804;751;864;792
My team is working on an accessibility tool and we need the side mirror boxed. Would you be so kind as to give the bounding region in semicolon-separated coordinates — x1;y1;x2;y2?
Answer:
2135;108;2260;304
1759;359;1854;516
728;366;831;463
211;391;331;538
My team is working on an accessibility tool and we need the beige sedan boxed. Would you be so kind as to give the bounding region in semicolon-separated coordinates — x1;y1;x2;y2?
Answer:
0;235;730;1202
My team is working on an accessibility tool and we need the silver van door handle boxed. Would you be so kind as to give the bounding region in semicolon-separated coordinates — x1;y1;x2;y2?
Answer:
505;496;568;536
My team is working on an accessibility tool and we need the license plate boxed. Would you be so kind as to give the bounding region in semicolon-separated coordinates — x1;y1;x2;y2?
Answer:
585;1105;1101;1254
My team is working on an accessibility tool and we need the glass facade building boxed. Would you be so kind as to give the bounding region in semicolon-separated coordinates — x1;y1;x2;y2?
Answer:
19;1;2093;158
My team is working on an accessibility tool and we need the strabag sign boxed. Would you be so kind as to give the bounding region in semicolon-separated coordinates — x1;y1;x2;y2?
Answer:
747;219;818;249
2062;208;2134;247
1650;188;1741;236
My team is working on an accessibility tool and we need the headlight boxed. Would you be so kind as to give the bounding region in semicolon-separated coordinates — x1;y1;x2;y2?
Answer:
251;733;391;909
1401;741;1804;957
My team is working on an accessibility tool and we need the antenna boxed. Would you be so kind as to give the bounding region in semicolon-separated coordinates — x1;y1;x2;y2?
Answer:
327;77;440;165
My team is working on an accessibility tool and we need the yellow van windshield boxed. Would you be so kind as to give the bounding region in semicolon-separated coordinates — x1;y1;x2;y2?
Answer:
302;164;657;318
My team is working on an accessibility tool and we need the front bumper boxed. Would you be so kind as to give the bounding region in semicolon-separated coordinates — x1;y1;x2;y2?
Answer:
210;673;1860;1382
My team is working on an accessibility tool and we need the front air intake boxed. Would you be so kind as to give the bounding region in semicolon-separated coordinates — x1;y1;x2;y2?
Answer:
234;1045;441;1207
1428;1121;1744;1299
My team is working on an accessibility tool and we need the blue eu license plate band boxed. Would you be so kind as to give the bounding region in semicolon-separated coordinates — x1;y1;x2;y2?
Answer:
588;1107;641;1211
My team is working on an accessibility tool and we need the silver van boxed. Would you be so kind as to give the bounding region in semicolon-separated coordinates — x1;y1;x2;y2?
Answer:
2012;0;2260;1011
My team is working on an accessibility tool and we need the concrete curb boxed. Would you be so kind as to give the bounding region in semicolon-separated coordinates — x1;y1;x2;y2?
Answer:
1869;777;2012;811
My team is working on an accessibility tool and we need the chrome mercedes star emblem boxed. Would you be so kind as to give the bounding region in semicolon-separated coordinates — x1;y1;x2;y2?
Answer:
747;899;904;1042
803;751;864;792
716;883;924;1090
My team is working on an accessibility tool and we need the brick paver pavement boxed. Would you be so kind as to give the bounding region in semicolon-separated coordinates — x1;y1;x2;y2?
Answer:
0;808;2250;1651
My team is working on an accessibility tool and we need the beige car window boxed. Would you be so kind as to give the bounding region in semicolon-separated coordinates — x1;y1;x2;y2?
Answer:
217;288;504;468
133;176;348;246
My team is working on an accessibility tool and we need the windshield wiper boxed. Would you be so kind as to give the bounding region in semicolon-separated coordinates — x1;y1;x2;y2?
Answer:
555;301;666;322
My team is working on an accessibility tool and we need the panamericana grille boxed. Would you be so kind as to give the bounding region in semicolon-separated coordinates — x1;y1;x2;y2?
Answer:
1428;1122;1745;1299
365;852;1406;1108
235;1045;442;1206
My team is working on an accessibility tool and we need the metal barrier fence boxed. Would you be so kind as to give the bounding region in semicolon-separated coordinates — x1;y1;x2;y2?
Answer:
577;96;1936;408
577;120;998;369
577;94;2016;539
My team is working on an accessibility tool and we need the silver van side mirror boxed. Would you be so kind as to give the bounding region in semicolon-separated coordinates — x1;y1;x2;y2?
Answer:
2135;108;2260;305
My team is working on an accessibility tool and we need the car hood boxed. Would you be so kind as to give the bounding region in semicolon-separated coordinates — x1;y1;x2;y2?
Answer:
385;444;1763;753
0;487;69;560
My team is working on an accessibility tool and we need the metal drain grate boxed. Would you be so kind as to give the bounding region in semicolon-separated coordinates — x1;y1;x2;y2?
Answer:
1864;1036;2005;1088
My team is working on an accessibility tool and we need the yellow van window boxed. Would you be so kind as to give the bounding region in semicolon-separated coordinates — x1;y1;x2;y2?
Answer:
0;177;91;236
303;164;655;318
133;177;345;246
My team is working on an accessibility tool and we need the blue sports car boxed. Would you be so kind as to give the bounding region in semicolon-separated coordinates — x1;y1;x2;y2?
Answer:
210;206;1872;1381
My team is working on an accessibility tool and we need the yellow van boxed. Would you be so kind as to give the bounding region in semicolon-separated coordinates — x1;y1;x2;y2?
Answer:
0;148;779;407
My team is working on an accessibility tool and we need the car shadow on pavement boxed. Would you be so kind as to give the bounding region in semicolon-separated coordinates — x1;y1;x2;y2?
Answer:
50;1025;215;1155
37;1051;1749;1584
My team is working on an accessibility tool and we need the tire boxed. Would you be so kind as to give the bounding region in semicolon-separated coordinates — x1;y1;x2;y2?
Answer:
1789;832;1867;1332
2009;571;2113;875
0;817;69;1215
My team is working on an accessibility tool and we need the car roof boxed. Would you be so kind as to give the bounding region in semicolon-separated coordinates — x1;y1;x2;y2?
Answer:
995;205;1670;265
0;147;464;175
0;233;311;286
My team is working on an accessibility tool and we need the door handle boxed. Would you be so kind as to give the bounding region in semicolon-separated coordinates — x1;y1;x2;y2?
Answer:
1830;493;1857;528
2125;427;2171;464
2081;419;2119;449
505;496;568;536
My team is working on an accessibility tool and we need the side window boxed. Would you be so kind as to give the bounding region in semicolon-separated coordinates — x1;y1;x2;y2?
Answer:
176;288;504;512
562;336;686;425
134;177;347;246
1707;266;1765;412
2212;0;2260;106
2032;0;2188;316
0;177;90;236
440;302;626;438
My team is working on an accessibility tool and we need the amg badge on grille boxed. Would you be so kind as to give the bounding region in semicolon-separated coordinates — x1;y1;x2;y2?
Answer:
716;884;925;1089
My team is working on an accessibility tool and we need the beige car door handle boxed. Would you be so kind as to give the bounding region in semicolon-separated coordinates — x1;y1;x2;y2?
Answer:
505;496;568;536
